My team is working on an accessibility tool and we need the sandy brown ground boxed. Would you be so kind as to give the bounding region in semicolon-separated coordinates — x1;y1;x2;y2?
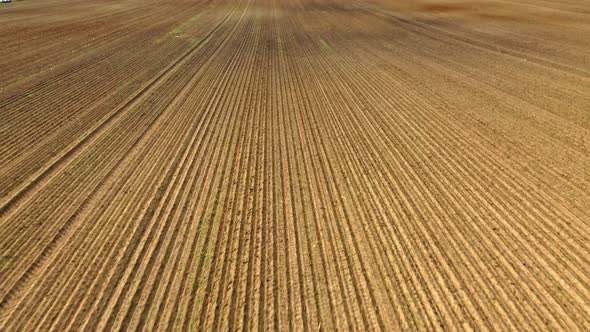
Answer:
1;0;590;330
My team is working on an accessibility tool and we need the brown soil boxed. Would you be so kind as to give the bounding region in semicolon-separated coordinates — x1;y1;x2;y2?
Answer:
1;0;590;329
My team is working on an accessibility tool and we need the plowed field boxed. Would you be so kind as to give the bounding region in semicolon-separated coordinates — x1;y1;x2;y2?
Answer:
1;0;590;329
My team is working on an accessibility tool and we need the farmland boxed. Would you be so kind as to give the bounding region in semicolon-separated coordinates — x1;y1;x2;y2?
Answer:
1;0;590;329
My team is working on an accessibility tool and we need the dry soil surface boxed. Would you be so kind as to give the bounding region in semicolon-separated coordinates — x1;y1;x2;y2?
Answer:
1;0;590;330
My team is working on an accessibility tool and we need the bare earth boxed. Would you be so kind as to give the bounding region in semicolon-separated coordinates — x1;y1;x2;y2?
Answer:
1;0;590;330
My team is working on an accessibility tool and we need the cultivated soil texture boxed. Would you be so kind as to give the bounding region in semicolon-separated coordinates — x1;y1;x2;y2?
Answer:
1;0;590;330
